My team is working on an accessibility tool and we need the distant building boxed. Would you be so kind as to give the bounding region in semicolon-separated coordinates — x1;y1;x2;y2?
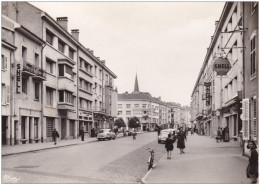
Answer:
117;74;190;131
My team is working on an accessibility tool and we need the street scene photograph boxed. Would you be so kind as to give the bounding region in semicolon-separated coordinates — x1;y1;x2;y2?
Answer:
1;1;259;184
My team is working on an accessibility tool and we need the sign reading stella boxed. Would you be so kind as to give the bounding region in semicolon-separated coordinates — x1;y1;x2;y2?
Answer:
213;57;231;76
204;82;211;106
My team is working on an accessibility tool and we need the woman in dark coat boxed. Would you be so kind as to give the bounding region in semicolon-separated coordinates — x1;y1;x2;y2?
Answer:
165;134;175;159
177;127;187;154
247;141;258;183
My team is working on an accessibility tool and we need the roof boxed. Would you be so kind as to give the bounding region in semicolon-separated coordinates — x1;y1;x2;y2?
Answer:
118;92;154;101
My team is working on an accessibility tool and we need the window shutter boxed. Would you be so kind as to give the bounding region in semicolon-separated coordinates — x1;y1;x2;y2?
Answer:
6;85;10;104
5;57;7;70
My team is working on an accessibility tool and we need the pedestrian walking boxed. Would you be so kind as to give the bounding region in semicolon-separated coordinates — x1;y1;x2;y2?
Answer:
246;141;258;183
177;127;187;154
52;128;59;145
191;128;194;136
80;127;85;141
165;134;176;159
133;129;137;140
224;127;230;142
215;127;222;143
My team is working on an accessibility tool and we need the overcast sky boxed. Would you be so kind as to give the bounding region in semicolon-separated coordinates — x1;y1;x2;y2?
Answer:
30;1;225;106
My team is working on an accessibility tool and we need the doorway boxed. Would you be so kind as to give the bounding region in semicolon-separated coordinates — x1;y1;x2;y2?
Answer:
2;116;7;145
61;118;67;140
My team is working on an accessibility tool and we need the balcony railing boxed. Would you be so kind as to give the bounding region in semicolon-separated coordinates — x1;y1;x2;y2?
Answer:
22;62;35;76
33;67;46;81
23;62;46;80
92;106;106;113
79;86;93;94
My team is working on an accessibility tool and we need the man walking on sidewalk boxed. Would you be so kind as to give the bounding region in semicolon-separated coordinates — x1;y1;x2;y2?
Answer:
52;129;59;145
80;127;85;141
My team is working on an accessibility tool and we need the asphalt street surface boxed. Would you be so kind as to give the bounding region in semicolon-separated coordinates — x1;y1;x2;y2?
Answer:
2;132;166;183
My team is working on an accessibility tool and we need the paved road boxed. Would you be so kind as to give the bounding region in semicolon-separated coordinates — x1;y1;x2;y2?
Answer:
2;132;166;183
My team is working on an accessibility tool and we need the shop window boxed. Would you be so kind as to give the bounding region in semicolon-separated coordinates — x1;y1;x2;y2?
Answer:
46;117;54;137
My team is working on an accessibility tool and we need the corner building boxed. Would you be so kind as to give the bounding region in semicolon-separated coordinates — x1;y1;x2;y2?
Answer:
1;2;117;145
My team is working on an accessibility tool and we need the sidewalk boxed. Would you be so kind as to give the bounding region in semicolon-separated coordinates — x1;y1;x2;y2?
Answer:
2;133;125;156
142;134;249;184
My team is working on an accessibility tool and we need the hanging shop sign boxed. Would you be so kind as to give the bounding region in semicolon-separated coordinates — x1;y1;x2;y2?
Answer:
204;82;211;106
16;62;21;94
241;98;249;140
213;57;231;76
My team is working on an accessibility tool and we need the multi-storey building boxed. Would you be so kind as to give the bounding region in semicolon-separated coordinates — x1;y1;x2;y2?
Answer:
117;74;171;131
243;2;258;154
1;2;117;146
191;2;258;147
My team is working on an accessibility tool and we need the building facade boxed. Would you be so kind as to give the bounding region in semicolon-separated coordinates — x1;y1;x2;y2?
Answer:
190;2;258;152
1;2;117;146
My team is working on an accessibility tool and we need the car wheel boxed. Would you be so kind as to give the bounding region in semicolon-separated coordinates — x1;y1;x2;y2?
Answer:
98;139;101;141
107;137;111;140
158;140;160;144
113;136;116;140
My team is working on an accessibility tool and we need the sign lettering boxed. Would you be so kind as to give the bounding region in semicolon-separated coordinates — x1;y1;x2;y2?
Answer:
16;63;21;93
242;98;250;140
213;57;231;76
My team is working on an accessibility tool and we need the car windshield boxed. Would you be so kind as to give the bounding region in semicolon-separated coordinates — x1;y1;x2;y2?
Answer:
99;129;109;133
161;131;169;136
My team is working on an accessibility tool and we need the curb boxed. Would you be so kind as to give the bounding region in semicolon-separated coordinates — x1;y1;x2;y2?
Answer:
2;140;96;157
2;134;126;157
141;164;157;184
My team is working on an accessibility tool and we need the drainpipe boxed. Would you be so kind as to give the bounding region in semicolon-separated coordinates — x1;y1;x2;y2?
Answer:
242;2;245;156
40;17;46;143
76;46;79;138
10;50;14;146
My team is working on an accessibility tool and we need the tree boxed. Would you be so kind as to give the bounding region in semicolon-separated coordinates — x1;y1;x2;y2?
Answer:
128;116;140;129
114;118;126;128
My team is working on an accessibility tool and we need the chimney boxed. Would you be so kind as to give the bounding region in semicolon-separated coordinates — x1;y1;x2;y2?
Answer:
101;60;106;65
215;21;219;29
71;29;79;41
57;17;68;31
97;57;100;60
89;50;94;54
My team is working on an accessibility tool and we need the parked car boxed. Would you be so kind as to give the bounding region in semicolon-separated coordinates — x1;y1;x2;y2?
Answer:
158;128;177;144
97;129;116;141
125;129;134;136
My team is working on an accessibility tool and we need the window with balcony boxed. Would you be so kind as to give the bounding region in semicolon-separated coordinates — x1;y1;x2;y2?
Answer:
35;53;39;67
59;64;73;80
250;34;256;76
46;58;54;74
2;55;7;71
58;40;65;53
126;104;131;108
59;90;73;104
46;29;54;45
1;83;9;105
35;82;40;100
22;77;28;94
69;48;74;60
126;111;131;115
46;87;54;106
134;104;139;108
22;46;27;62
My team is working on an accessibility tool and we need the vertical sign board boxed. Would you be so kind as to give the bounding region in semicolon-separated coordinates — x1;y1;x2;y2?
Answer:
16;62;21;93
204;82;211;106
242;98;250;140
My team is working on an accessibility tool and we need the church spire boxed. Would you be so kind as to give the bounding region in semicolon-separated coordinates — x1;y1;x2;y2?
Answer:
134;73;139;93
